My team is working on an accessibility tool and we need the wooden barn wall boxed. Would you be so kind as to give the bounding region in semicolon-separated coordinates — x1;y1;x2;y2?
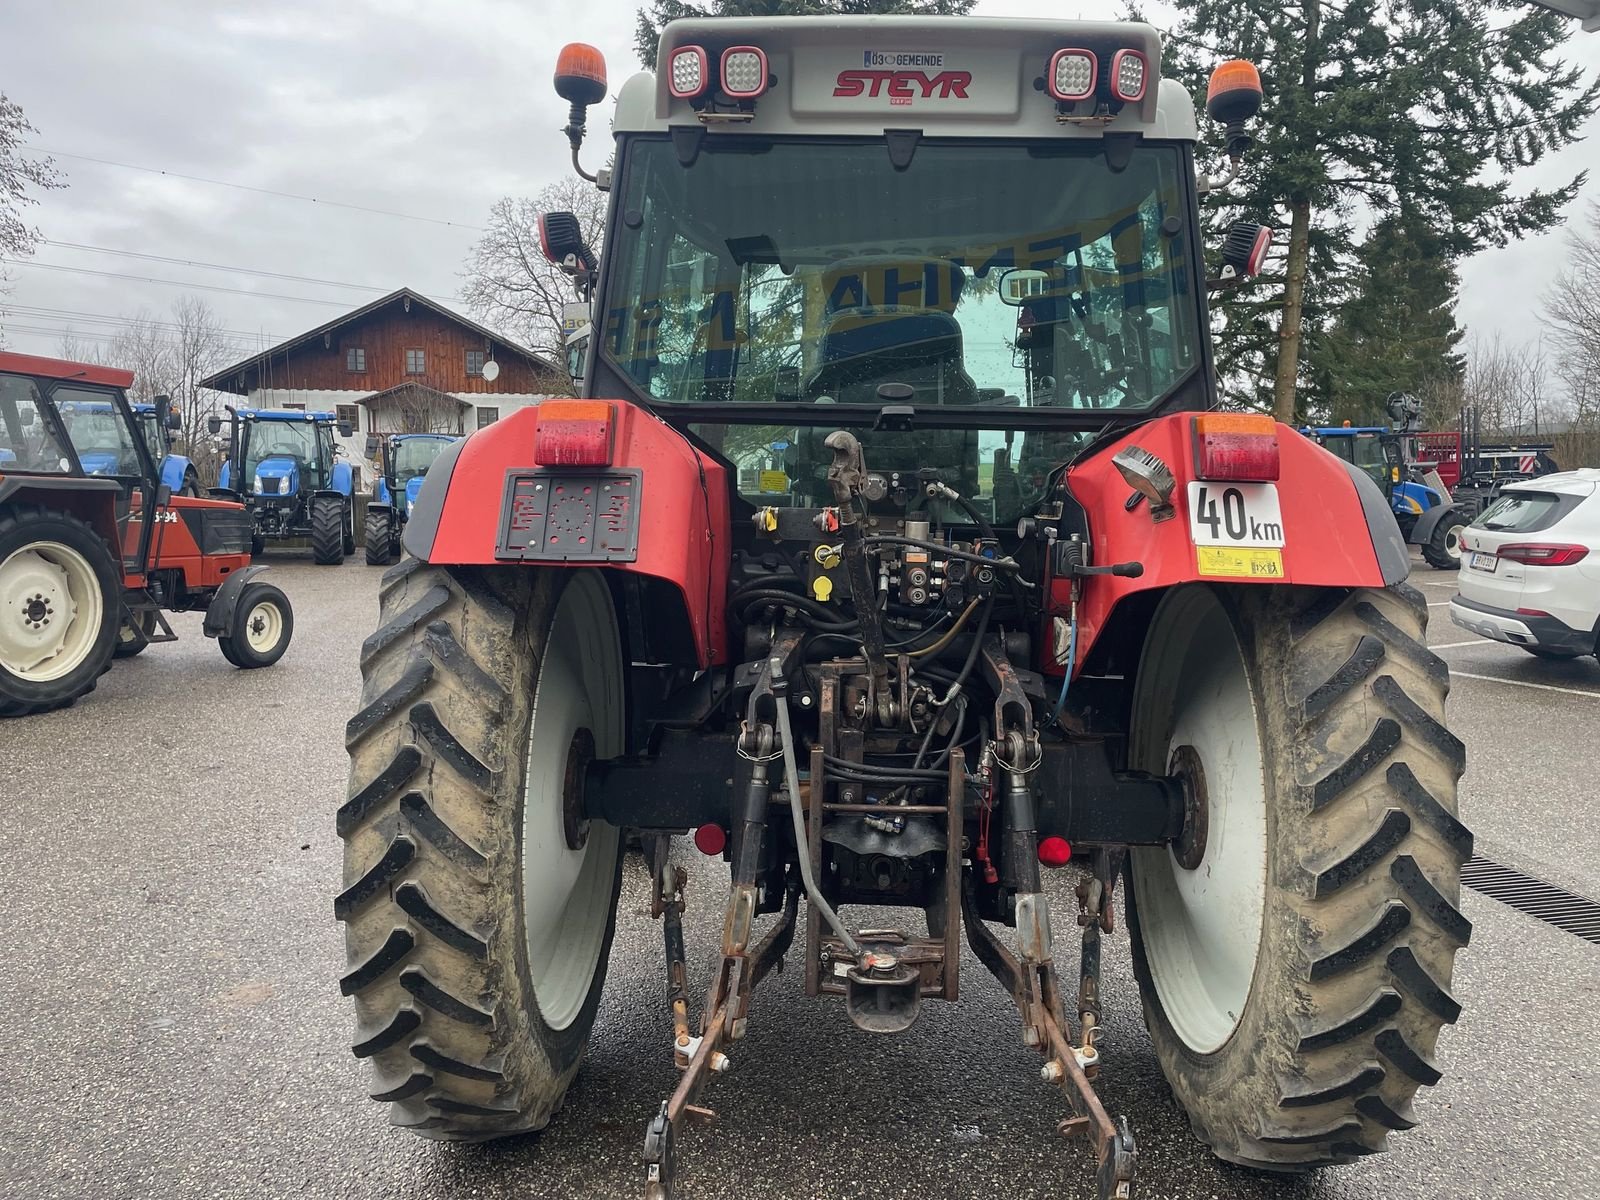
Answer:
231;305;553;395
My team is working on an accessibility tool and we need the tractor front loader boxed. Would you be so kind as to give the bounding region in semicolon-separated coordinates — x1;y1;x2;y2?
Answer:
338;19;1469;1199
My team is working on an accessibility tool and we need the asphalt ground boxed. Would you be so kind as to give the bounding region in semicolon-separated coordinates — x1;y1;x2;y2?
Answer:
2;550;1597;1200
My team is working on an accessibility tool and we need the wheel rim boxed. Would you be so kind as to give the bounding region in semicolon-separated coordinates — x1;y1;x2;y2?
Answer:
1444;524;1462;561
521;572;622;1032
1130;587;1267;1055
0;541;104;683
243;600;283;653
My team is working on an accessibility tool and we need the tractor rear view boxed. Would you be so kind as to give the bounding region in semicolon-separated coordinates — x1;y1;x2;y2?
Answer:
337;19;1469;1199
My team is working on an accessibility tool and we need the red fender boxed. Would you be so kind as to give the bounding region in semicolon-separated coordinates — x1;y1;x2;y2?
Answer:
1057;413;1396;670
414;402;731;668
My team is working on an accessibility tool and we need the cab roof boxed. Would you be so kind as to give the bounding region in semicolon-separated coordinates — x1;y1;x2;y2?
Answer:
0;351;135;390
617;16;1195;142
239;408;337;423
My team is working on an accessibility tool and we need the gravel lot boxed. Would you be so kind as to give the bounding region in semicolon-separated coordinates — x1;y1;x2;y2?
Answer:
2;551;1596;1200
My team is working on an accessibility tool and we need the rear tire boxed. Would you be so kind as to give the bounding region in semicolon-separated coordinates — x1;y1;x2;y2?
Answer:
1421;513;1466;571
1127;583;1469;1168
0;506;121;717
250;533;266;559
113;609;158;659
338;561;624;1138
343;501;357;557
311;496;345;565
365;508;395;566
180;472;201;499
218;582;292;669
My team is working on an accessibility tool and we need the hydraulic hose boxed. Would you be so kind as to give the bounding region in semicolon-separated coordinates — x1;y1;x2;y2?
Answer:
775;694;862;959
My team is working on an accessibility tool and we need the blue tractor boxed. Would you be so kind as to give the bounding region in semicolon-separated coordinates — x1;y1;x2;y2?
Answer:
56;395;202;496
1306;424;1468;569
209;406;356;564
362;431;458;565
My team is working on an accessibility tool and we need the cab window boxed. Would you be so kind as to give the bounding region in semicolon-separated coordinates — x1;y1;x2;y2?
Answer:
0;374;71;473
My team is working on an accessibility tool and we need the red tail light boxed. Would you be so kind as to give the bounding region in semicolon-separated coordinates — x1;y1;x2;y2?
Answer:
534;400;614;467
1037;836;1072;868
1192;413;1280;481
1499;543;1590;566
693;823;727;856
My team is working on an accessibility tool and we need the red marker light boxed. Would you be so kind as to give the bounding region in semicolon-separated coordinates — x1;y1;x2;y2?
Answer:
1192;412;1281;482
533;400;614;467
694;824;728;856
1038;836;1072;868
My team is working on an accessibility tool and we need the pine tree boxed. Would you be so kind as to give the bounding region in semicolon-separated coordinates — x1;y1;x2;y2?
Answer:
1165;1;1598;421
1318;213;1464;425
635;0;976;69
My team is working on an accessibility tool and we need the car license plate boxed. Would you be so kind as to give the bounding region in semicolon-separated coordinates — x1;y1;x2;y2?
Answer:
1469;551;1497;572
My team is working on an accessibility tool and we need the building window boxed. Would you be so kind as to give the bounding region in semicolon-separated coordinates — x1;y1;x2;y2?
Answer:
335;404;360;432
346;347;366;373
466;349;486;378
476;406;498;429
405;348;425;375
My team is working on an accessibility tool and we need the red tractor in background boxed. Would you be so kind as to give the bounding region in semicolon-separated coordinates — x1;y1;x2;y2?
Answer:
337;19;1468;1200
0;352;293;716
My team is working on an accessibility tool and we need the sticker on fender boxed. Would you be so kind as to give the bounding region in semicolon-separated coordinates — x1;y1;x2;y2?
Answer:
1187;481;1285;578
1195;545;1284;578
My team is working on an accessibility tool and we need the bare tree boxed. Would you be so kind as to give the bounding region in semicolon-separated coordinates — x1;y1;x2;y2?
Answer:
393;387;463;434
166;296;231;461
460;177;605;364
0;93;66;340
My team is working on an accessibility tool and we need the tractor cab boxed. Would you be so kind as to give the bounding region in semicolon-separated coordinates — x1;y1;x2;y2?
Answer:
129;398;200;497
212;408;356;563
1307;425;1401;493
361;431;458;565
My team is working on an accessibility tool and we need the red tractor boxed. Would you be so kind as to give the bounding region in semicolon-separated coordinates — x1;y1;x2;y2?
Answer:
337;19;1468;1199
0;352;293;716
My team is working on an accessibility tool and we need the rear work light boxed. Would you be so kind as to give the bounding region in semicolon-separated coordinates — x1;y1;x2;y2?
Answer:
720;46;769;99
1498;543;1590;567
1048;49;1096;102
668;45;708;99
1110;49;1147;102
1192;412;1281;481
534;400;615;467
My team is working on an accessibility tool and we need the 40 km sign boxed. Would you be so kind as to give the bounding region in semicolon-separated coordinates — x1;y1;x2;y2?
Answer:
1186;481;1286;579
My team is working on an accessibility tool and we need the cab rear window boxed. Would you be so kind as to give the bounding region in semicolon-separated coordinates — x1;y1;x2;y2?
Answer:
1473;491;1583;534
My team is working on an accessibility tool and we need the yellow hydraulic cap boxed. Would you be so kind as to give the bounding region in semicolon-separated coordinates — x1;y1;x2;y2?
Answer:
814;543;842;569
812;576;834;602
756;507;778;532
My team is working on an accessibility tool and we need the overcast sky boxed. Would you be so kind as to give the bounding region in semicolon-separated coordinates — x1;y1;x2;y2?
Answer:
2;0;1598;373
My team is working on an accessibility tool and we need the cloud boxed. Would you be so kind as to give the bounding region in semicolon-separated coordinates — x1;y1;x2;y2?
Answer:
3;0;1598;375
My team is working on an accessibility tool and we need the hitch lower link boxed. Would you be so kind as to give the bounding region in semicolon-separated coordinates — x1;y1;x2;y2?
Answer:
641;713;800;1200
971;725;1138;1200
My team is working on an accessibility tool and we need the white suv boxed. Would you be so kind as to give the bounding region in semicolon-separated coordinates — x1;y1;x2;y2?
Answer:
1450;469;1600;659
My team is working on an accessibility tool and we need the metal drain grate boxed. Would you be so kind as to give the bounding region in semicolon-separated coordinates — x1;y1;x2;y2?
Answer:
1461;856;1600;944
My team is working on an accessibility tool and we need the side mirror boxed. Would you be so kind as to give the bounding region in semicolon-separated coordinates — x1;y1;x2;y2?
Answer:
364;435;380;459
337;421;354;438
154;394;181;431
20;409;35;427
998;268;1060;306
155;484;173;507
206;415;223;435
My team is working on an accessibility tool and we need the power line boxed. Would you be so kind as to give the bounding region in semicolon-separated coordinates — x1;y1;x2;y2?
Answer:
24;147;486;231
3;303;290;343
2;260;365;307
39;240;392;292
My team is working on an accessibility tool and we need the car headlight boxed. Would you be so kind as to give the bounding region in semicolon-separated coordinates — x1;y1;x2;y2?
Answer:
278;476;291;495
253;474;264;494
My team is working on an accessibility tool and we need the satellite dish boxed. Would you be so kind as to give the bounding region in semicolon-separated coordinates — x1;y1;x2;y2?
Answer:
481;358;501;382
